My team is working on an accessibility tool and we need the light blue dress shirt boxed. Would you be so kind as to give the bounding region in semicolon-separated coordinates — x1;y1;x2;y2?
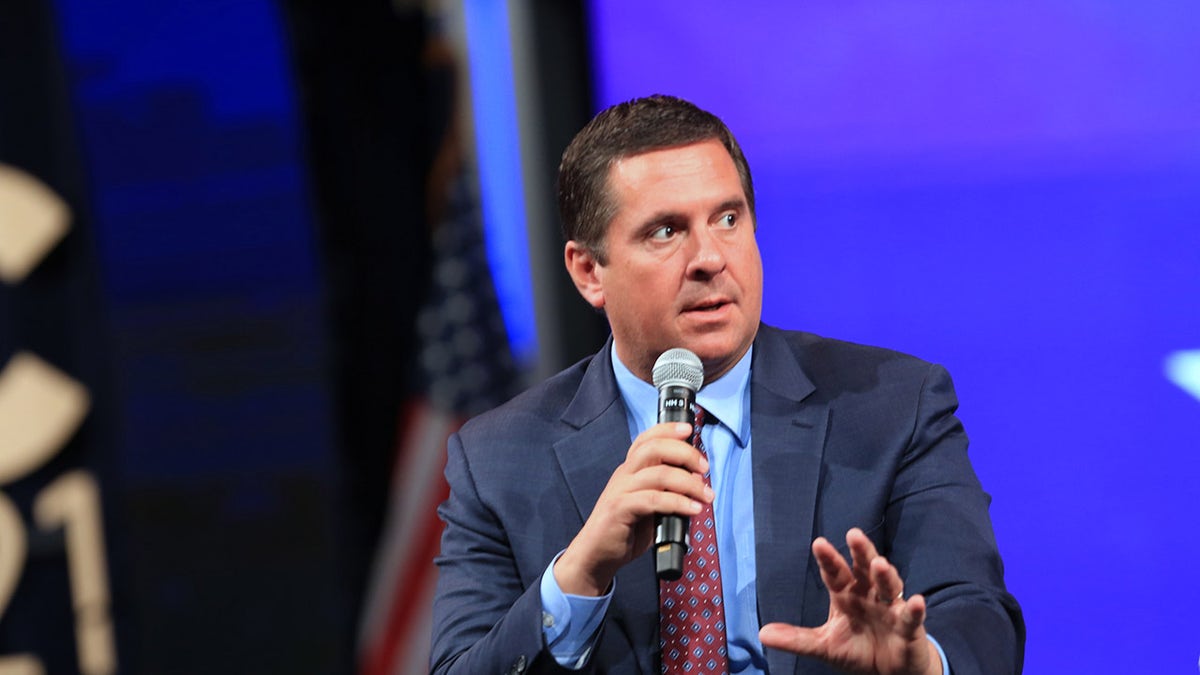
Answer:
539;345;949;674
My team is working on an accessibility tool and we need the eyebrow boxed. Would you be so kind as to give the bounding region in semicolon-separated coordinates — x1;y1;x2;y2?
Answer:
638;197;749;232
712;198;747;215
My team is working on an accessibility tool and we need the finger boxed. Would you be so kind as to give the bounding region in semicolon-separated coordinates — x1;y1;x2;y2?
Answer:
628;422;692;456
811;537;855;594
846;528;880;587
758;622;822;658
636;442;710;483
625;487;704;519
869;555;904;605
627;424;707;473
644;421;694;442
628;464;714;505
895;593;928;640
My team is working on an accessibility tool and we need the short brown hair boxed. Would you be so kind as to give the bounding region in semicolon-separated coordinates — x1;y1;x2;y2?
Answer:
556;95;755;263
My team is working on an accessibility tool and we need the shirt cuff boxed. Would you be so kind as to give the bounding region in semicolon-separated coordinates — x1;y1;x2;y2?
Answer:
926;634;950;675
539;551;614;669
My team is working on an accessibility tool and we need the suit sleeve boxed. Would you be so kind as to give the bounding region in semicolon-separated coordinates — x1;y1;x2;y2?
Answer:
886;364;1026;675
430;431;581;675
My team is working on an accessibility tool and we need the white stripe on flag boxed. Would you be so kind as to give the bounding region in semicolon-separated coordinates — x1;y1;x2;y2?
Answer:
393;564;439;675
358;400;458;654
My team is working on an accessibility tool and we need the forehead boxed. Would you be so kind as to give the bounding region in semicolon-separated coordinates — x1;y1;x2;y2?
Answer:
606;139;744;216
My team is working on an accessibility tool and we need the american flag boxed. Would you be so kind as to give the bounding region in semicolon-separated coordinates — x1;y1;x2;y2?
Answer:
357;171;519;675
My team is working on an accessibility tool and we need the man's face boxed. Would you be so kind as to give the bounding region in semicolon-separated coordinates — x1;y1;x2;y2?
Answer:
566;139;763;383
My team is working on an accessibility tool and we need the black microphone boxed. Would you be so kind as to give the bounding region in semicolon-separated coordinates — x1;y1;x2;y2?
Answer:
652;347;704;581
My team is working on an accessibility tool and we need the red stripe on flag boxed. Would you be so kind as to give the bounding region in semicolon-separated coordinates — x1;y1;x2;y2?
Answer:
361;413;459;675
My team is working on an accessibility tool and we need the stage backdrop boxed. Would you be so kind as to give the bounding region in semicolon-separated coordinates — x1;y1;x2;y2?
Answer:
586;1;1200;672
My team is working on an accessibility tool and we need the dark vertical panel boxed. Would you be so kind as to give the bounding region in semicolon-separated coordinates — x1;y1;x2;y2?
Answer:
527;0;611;367
280;0;434;661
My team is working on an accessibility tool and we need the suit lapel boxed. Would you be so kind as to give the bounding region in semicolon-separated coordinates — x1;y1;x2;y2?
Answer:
552;340;660;673
553;342;628;527
750;326;828;675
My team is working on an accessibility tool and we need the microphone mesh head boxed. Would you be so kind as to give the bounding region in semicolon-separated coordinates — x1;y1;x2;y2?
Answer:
652;348;704;391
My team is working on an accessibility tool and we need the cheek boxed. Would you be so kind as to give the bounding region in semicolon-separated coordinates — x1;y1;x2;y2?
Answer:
741;248;764;285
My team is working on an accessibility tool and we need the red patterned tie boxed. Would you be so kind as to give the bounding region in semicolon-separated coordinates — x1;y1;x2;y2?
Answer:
660;405;728;673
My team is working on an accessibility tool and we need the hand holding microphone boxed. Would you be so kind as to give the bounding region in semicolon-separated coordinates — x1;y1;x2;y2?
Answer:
652;348;704;581
552;347;708;596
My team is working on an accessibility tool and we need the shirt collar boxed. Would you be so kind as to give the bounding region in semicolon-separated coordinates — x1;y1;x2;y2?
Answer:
610;344;753;447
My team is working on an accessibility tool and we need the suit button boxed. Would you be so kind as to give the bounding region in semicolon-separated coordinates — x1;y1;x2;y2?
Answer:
507;654;527;674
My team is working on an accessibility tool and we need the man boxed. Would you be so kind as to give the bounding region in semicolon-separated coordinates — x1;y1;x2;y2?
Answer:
431;95;1023;674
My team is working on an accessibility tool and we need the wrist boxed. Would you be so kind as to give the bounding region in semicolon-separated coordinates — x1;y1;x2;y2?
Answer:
925;637;943;675
553;546;614;597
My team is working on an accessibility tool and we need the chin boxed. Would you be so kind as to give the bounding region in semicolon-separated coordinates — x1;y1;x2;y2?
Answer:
685;333;753;375
692;345;740;373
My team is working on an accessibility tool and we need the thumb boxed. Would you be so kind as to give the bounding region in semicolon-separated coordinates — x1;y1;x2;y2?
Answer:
758;622;822;658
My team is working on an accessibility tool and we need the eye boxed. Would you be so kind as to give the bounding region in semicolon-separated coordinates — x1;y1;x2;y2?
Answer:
649;224;677;240
716;213;737;228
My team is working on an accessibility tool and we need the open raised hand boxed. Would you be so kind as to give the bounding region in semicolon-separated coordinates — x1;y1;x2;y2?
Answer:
759;528;941;675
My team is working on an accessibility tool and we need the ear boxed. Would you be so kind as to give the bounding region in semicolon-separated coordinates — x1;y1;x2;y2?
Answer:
564;240;605;309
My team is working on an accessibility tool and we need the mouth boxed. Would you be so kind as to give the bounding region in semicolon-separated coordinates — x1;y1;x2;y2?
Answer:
685;299;730;313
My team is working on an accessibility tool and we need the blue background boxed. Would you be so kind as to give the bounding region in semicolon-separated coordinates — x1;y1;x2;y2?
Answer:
589;1;1200;671
53;0;332;479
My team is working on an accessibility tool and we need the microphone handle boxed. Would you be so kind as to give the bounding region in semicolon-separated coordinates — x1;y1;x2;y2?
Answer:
655;385;694;580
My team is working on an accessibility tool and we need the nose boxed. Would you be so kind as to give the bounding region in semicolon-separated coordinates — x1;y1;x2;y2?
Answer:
685;224;727;280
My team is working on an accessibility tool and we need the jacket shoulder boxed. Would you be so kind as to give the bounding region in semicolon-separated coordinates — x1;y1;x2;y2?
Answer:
775;326;936;371
456;351;595;444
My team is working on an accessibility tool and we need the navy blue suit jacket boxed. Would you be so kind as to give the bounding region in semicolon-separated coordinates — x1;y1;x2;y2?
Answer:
431;325;1024;674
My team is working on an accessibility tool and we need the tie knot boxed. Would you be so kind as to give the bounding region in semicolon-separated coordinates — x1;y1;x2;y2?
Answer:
692;403;719;427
